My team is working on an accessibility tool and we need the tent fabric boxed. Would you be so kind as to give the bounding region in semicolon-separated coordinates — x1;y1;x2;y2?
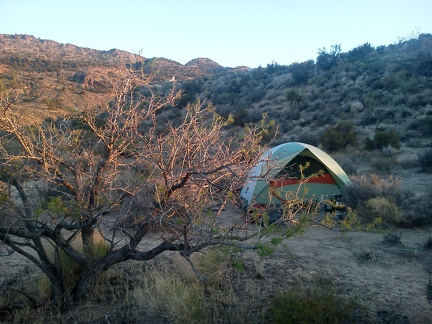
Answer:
240;142;351;209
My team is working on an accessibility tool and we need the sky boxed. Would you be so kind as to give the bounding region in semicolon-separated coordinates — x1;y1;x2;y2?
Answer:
1;0;431;68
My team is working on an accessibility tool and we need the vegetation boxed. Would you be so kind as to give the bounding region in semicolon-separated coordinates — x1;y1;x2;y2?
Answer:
269;280;360;323
365;130;401;150
1;32;432;321
320;121;357;152
0;67;264;310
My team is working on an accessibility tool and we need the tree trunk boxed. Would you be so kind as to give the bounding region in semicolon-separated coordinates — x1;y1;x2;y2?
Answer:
72;247;129;300
81;225;95;259
50;275;71;311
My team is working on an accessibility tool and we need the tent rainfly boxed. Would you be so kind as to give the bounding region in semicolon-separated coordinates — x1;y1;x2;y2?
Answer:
240;142;351;210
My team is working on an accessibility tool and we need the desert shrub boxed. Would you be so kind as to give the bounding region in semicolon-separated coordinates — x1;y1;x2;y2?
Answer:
289;60;315;86
358;248;378;263
133;260;241;323
399;187;432;227
192;248;233;283
358;197;401;226
297;131;320;147
345;174;432;227
332;152;360;175
347;43;375;62
365;130;400;150
320;121;357;152
343;174;402;209
408;116;432;137
369;156;396;174
418;148;432;172
269;283;360;323
383;231;402;245
423;236;432;249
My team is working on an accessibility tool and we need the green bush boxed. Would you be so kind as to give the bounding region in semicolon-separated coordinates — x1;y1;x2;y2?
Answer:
320;121;357;152
269;284;359;323
341;174;431;227
365;130;400;150
358;197;401;226
370;156;396;174
383;231;402;245
418;148;432;173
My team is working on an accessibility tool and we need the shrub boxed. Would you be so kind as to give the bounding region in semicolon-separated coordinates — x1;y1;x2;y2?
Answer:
320;121;357;152
341;174;431;227
369;156;396;174
134;260;240;323
343;174;402;209
359;197;401;226
365;130;400;150
383;231;402;245
423;236;432;249
297;131;320;147
269;283;359;323
418;148;432;173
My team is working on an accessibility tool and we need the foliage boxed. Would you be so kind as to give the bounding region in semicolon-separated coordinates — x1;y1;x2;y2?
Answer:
320;121;357;151
365;130;401;150
290;60;315;86
418;148;432;173
269;282;359;323
347;43;375;62
285;89;305;120
0;68;265;310
316;44;342;71
176;79;204;108
369;156;397;174
423;236;432;249
359;197;401;226
383;231;402;245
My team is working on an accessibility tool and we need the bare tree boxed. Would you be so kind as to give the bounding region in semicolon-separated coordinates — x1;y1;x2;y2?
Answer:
0;67;264;309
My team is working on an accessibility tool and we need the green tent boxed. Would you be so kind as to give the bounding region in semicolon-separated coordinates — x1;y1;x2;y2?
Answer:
240;142;351;210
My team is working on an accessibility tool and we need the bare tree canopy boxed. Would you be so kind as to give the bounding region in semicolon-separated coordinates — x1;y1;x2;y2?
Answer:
0;67;265;309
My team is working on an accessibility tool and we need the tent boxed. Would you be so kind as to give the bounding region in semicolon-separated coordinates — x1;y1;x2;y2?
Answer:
240;142;351;210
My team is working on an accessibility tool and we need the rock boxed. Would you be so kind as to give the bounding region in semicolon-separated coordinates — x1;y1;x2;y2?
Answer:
350;101;364;113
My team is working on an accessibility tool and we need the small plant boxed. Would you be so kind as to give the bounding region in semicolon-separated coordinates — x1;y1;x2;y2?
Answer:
269;283;360;323
383;231;402;245
359;248;377;263
423;236;432;249
365;130;401;150
370;156;396;174
418;148;432;173
320;121;357;152
133;261;239;323
193;248;232;283
359;197;401;226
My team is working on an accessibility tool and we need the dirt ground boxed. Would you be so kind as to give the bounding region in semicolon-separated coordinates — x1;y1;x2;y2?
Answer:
207;203;432;323
264;225;432;323
1;216;432;323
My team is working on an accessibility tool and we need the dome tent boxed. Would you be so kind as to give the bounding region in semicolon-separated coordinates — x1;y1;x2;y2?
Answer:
240;142;351;211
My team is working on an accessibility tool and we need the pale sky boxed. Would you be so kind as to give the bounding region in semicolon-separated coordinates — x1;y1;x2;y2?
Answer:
1;0;431;68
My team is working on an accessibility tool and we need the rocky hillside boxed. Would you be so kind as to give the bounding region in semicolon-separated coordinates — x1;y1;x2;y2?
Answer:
180;34;432;151
1;33;432;154
0;34;240;123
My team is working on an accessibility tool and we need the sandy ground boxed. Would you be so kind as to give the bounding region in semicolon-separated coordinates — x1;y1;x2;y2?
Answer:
206;203;432;323
272;225;432;323
1;221;432;323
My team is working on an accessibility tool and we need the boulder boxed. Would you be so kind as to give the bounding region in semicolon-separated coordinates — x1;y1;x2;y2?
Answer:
350;101;364;113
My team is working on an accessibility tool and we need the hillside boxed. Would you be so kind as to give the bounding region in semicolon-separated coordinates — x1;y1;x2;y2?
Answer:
1;32;432;151
0;34;239;124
